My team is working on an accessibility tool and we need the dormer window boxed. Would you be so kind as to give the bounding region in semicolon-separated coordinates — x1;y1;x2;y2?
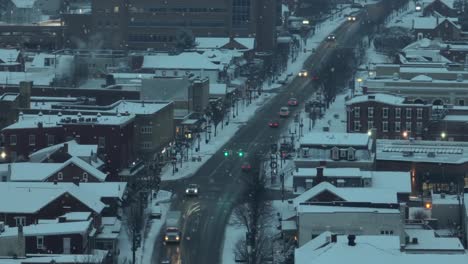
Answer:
57;172;63;180
347;147;356;161
83;172;88;182
339;149;347;158
331;147;339;160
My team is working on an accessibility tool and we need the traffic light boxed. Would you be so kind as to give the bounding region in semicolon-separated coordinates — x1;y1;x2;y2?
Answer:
223;150;229;157
238;150;244;157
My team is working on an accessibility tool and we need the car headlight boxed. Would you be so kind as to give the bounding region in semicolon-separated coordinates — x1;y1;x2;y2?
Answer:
176;236;180;241
186;189;189;193
165;236;169;241
194;189;198;193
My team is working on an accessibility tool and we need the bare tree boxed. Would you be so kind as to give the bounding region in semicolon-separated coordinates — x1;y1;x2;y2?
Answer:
126;202;143;264
412;209;429;220
231;153;274;263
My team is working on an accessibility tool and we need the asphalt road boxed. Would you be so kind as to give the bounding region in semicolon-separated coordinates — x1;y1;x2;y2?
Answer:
152;10;366;264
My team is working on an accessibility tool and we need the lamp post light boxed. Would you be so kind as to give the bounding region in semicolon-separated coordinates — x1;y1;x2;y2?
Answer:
402;130;409;139
441;131;447;140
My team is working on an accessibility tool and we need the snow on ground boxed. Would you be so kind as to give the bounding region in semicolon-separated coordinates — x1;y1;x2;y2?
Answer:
222;214;247;264
386;1;418;29
118;190;172;264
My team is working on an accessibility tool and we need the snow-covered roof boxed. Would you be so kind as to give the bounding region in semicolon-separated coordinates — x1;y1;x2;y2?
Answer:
2;220;91;237
297;205;400;214
0;183;105;213
97;217;121;240
0;93;19;101
11;0;36;8
300;133;370;147
367;171;412;193
0;156;107;181
413;17;459;30
294;168;366;178
61;212;92;221
111;100;169;115
295;235;468;264
377;139;468;164
293;182;399;206
29;139;99;163
4;113;134;130
210;83;232;95
0;250;108;264
0;49;20;63
411;74;433;82
195;37;254;50
431;193;460;204
0;71;54;86
142;53;223;70
405;227;464;251
346;93;406;105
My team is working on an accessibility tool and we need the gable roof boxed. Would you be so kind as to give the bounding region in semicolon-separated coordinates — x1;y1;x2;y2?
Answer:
0;49;20;64
1;220;92;237
195;37;254;50
28;140;99;163
293;182;399;206
413;17;459;30
0;183;105;213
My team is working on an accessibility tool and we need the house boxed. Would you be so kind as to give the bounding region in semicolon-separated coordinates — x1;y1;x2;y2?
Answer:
294;132;375;170
294;234;468;264
0;181;127;217
1;220;94;254
346;93;431;139
376;139;468;194
0;112;136;176
292;180;409;246
422;0;457;17
95;217;121;264
140;53;224;84
292;167;412;193
0;183;105;228
0;49;24;72
0;157;108;183
28;140;104;169
413;16;461;41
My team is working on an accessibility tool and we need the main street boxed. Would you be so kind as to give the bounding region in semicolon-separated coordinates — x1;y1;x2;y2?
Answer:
154;6;367;264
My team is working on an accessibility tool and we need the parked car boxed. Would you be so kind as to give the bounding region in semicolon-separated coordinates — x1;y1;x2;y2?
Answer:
288;98;298;106
185;184;199;196
268;120;280;128
279;107;290;117
150;203;162;219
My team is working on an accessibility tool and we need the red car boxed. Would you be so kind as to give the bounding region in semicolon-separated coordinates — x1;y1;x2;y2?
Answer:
268;120;279;128
288;98;298;106
241;163;252;172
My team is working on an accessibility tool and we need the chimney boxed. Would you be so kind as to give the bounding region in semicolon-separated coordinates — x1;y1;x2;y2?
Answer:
436;16;439;26
63;143;69;154
412;19;415;30
7;164;11;180
347;235;356;246
331;234;337;243
399;203;407;249
315;167;325;185
371;128;377;154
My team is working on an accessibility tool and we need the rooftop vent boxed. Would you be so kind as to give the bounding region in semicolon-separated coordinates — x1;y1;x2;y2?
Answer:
402;151;414;157
77;112;82;118
38;111;43;116
456;73;463;82
427;152;436;158
368;95;375;100
393;72;399;81
58;112;62;117
348;235;356;246
97;113;101;117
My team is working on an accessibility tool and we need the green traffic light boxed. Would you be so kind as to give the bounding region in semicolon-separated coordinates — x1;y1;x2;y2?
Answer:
238;151;244;157
224;151;229;157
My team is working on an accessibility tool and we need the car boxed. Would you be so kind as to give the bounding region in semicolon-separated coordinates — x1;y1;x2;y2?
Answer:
185;184;199;196
351;3;363;8
268;120;279;128
298;69;308;77
327;34;336;41
288;98;298;106
150;203;162;219
241;163;252;172
347;15;357;21
279;107;290;118
161;260;171;264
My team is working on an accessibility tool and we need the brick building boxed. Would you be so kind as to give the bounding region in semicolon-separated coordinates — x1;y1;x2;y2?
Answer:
0;113;136;176
346;94;432;139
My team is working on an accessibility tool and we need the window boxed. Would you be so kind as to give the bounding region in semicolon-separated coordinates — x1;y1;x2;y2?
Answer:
173;71;178;76
382;108;388;119
58;172;63;180
98;137;105;148
331;147;339;160
395;108;401;119
353;107;360;118
417;108;423;119
395;122;401;132
340;149;347;158
82;172;88;182
114;6;119;13
232;0;251;27
15;216;26;227
406;108;412;119
382;121;388;132
368;107;374;118
140;126;152;134
347;147;355;161
367;121;373;130
459;99;465;106
29;135;36;146
10;135;17;146
37;236;44;249
142;142;152;150
406;122;412;132
2;175;6;182
47;135;54;146
354;121;360;131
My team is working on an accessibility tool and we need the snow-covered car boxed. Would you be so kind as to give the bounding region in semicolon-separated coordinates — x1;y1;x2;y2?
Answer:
150;203;162;219
185;184;199;196
279;107;290;118
298;69;308;77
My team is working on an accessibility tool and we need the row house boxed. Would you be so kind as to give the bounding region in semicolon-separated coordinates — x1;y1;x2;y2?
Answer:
413;16;460;41
0;112;136;177
346;94;432;139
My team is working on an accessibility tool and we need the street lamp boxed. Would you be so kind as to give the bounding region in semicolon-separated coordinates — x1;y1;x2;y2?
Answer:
415;4;422;11
402;131;409;139
367;130;372;136
441;131;446;140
